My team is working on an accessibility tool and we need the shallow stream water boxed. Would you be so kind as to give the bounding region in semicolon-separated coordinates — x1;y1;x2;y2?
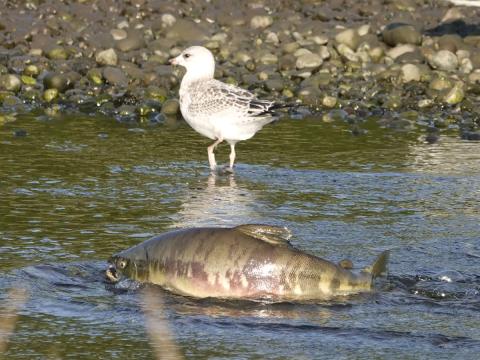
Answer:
1;113;479;359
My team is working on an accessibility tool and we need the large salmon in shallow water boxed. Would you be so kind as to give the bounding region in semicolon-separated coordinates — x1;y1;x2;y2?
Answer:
106;225;389;301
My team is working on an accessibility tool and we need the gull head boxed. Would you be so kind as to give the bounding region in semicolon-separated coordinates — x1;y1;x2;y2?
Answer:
169;46;215;81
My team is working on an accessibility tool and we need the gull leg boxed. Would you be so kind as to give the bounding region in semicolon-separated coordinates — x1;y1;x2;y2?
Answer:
229;143;236;171
207;138;223;171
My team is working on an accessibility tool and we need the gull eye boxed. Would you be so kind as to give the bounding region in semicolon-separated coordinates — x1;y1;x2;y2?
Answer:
118;260;127;269
183;53;191;59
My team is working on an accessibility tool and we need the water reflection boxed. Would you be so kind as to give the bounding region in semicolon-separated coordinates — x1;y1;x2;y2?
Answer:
171;173;261;228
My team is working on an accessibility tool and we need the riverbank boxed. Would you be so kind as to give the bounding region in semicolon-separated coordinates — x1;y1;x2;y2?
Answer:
1;0;480;141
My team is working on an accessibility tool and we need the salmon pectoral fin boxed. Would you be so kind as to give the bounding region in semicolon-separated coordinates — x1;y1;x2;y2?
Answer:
234;224;292;247
363;250;390;279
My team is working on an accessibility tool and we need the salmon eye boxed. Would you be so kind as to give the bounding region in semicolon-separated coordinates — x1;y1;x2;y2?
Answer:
118;260;127;269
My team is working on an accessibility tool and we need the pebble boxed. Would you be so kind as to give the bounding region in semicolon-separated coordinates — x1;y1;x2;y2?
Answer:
46;47;69;60
96;48;118;66
43;73;71;92
161;99;180;115
382;24;422;46
401;63;421;82
296;53;323;69
335;28;361;50
0;74;22;92
250;15;273;29
103;67;128;86
428;50;458;72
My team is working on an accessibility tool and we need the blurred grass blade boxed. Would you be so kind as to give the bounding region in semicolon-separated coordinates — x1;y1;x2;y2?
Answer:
141;288;184;360
0;288;28;353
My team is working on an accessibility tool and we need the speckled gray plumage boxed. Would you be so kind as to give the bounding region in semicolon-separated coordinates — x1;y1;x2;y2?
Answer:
182;79;278;124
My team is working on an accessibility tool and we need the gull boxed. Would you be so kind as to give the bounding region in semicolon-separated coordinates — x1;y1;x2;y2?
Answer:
169;46;287;171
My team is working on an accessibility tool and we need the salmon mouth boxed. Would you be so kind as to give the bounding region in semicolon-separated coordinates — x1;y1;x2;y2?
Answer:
105;265;120;283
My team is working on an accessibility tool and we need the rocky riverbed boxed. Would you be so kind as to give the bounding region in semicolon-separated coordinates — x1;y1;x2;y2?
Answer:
1;0;480;141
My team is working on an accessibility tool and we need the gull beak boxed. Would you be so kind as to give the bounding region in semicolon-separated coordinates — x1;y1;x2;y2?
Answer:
169;57;178;65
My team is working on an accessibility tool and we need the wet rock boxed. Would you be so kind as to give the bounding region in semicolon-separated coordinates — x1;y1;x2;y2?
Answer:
161;99;180;115
428;50;458;72
296;53;323;69
96;48;118;66
103;67;128;86
43;73;72;92
87;69;103;85
0;74;21;92
443;82;464;104
250;15;273;29
13;129;27;137
430;76;452;91
323;109;348;122
387;44;416;60
24;64;39;77
382;24;421;47
43;88;59;102
110;29;127;41
116;30;145;52
335;28;361;50
322;95;337;108
336;43;359;62
46;47;69;60
437;34;463;53
265;79;284;92
401;64;421;82
21;75;36;86
259;53;278;65
165;19;208;42
461;131;480;141
425;132;440;144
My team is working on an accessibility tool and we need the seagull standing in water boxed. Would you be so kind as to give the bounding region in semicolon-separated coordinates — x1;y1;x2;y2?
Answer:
170;46;287;172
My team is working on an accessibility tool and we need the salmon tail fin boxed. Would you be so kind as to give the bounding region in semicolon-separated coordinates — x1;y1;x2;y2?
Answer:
363;250;390;279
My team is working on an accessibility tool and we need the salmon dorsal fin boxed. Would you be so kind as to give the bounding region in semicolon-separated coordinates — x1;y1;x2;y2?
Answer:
234;224;292;246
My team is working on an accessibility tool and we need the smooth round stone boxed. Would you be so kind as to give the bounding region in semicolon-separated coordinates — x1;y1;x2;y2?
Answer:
0;74;21;92
336;43;359;62
282;42;300;54
443;82;464;104
250;15;273;29
323;109;348;122
87;69;103;85
335;28;361;50
161;99;180;115
46;47;69;60
428;50;458;71
43;88;58;102
437;34;463;53
401;63;421;82
21;75;36;85
259;53;278;65
296;53;323;69
23;64;39;77
110;29;127;41
43;73;71;92
145;86;167;102
103;67;128;86
116;30;145;52
161;13;176;27
382;24;422;46
96;48;118;66
265;79;284;91
322;95;337;108
418;99;434;108
386;44;416;60
430;77;452;91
